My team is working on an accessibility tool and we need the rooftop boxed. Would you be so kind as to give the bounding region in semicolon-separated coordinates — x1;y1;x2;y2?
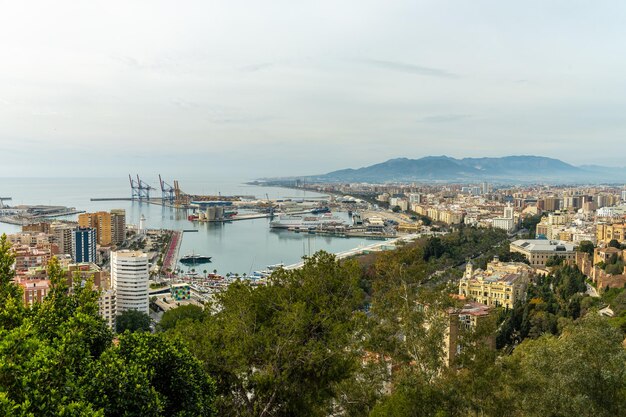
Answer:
511;239;575;252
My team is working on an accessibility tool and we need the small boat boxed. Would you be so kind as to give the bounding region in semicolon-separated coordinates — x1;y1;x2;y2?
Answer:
267;263;285;271
180;253;212;264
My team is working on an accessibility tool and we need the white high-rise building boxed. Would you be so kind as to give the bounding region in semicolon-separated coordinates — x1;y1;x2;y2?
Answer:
492;204;516;232
111;250;149;315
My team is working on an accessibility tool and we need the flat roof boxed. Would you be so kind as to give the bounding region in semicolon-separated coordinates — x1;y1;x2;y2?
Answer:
511;239;575;252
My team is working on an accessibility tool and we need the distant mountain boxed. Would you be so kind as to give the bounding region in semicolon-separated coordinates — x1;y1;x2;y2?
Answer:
298;155;626;183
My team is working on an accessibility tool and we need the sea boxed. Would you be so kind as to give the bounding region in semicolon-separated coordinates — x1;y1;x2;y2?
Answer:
0;177;376;275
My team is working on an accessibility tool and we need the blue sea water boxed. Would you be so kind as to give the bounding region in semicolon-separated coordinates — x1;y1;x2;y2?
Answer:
0;177;374;275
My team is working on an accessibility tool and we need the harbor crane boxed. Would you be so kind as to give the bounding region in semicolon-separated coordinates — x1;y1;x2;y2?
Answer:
129;175;154;201
173;180;191;207
158;175;176;204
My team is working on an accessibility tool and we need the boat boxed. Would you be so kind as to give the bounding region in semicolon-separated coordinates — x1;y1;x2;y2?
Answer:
270;213;347;229
311;206;331;214
267;263;284;271
179;253;212;264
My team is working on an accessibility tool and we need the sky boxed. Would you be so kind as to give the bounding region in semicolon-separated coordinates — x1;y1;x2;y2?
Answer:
1;0;626;179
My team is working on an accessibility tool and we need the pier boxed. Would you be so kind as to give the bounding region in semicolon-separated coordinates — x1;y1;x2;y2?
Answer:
90;197;164;202
161;230;183;276
0;206;85;225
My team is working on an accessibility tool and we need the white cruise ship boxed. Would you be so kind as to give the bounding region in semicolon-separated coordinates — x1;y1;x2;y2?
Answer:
270;213;347;229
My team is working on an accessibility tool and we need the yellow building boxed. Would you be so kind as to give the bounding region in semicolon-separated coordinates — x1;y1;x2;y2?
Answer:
78;211;112;246
596;223;626;245
458;259;533;309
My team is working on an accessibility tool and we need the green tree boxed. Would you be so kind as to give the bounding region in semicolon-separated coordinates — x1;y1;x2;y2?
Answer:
501;315;626;417
158;304;204;332
545;255;565;267
0;234;25;330
577;240;595;257
114;332;216;417
521;213;543;238
608;239;621;248
116;309;151;333
0;253;215;416
169;251;364;417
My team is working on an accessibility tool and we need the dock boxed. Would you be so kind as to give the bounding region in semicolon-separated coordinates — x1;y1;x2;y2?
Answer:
0;207;85;225
190;210;312;223
162;230;183;276
90;197;165;202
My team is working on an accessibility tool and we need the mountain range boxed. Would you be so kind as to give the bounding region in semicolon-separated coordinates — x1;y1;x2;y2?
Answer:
294;156;626;183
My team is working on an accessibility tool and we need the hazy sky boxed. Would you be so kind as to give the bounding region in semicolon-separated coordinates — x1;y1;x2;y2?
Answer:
1;1;626;178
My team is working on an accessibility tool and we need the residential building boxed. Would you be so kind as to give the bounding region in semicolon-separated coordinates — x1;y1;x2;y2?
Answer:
72;227;96;263
111;250;149;315
66;262;105;288
510;239;576;268
19;279;51;306
50;222;74;256
492;204;516;232
78;211;112;246
110;209;126;246
12;245;51;277
22;222;51;234
444;301;494;367
99;289;117;329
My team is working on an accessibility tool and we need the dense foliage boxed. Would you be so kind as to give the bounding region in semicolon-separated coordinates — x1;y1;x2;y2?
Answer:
116;309;152;333
0;234;215;416
2;227;626;417
168;252;365;417
158;304;204;331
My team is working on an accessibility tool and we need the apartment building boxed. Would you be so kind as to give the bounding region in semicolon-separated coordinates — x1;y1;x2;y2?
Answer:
111;250;149;315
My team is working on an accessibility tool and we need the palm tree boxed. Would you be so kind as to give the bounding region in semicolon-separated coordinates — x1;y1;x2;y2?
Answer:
213;269;217;275
203;269;208;278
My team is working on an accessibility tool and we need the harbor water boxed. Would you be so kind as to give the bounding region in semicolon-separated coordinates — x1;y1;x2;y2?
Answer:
0;177;380;275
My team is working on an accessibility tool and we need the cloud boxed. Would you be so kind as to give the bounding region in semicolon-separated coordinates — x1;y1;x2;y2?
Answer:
419;114;471;123
360;58;459;79
240;62;274;72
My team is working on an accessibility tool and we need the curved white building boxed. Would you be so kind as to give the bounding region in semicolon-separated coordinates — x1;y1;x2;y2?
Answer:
111;250;149;315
